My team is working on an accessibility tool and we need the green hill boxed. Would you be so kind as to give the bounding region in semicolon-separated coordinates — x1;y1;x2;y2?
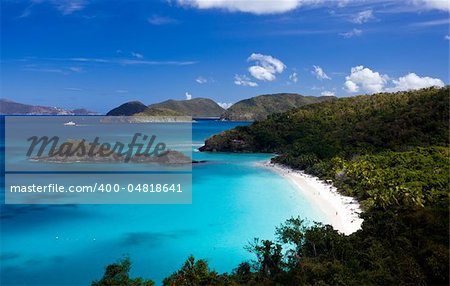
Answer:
106;101;148;116
201;87;449;154
0;99;96;115
134;107;183;116
222;93;334;121
148;98;224;117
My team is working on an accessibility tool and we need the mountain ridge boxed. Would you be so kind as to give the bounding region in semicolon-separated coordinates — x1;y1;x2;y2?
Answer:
106;93;333;120
0;99;97;115
221;93;335;121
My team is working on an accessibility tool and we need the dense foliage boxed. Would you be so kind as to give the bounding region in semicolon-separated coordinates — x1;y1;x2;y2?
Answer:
95;87;449;285
92;257;155;286
136;107;184;116
106;101;149;116
221;93;334;121
107;98;225;117
148;98;225;117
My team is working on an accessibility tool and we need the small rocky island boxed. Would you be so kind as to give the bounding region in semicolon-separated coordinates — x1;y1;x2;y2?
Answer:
30;139;198;165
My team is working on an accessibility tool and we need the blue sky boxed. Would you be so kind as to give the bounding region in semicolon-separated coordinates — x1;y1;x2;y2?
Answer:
1;0;449;112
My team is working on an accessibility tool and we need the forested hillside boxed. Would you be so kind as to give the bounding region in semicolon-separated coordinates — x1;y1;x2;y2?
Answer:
221;93;334;121
148;98;225;117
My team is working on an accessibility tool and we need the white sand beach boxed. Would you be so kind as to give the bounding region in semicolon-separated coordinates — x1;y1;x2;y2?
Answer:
260;161;363;235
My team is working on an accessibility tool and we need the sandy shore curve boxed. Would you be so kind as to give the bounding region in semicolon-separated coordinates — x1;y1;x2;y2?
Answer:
260;161;363;235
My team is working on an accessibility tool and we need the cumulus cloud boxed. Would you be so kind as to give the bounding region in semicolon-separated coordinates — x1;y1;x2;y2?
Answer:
185;92;192;100
289;72;298;83
175;0;324;15
196;76;207;84
340;28;362;38
351;9;374;24
344;80;359;92
390;73;445;91
321;91;335;96
411;0;450;12
344;66;445;94
312;65;331;80
234;74;258;87
217;102;233;109
247;53;286;81
344;66;389;93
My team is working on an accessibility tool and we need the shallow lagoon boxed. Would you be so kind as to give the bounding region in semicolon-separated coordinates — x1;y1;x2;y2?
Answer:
0;120;326;285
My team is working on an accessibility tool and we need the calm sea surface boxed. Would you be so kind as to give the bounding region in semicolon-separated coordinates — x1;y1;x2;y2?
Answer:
0;119;326;285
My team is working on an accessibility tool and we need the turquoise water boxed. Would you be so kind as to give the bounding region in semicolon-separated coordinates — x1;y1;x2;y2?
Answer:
0;119;326;285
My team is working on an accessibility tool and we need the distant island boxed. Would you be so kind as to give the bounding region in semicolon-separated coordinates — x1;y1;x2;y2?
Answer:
0;99;98;115
106;93;332;121
220;93;334;121
30;139;194;165
106;98;225;118
148;98;225;117
1;93;338;120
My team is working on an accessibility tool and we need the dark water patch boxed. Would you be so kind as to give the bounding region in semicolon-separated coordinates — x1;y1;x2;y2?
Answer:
1;204;78;220
0;252;20;261
121;229;196;247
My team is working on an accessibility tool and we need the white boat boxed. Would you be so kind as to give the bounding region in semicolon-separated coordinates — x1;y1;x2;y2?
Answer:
64;121;77;126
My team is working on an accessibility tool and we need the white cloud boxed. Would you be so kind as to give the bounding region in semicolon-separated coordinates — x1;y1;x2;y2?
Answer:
148;15;179;25
185;92;192;100
34;57;197;66
289;72;298;83
344;80;359;92
412;18;450;27
234;74;258;87
196;76;207;84
411;0;450;12
351;9;374;24
344;66;389;93
390;73;445;91
445;35;450;40
312;65;331;80
176;0;450;14
344;66;444;94
248;66;277;81
340;28;362;38
131;52;144;59
321;91;335;96
217;102;233;109
247;53;286;81
175;0;325;15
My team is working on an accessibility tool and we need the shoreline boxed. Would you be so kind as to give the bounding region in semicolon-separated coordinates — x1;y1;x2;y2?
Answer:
259;161;363;235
